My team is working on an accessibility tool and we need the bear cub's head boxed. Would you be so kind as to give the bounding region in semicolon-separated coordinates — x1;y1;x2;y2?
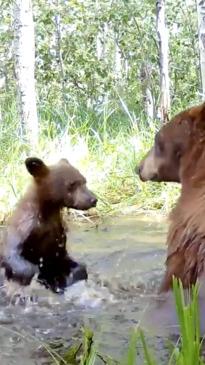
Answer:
25;157;97;210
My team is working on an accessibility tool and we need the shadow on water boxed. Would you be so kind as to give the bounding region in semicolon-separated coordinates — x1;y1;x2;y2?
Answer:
0;214;177;364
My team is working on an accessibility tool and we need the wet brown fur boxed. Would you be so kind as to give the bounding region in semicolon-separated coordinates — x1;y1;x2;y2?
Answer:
2;157;97;294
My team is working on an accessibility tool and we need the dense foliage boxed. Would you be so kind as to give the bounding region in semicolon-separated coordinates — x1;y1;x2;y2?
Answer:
0;0;200;216
0;0;199;129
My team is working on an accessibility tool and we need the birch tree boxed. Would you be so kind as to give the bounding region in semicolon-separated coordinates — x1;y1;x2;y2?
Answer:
53;0;67;106
114;36;122;81
197;0;205;98
156;0;170;123
140;64;154;123
13;0;38;147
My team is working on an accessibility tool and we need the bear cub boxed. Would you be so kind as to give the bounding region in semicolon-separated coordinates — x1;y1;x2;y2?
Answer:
1;157;97;294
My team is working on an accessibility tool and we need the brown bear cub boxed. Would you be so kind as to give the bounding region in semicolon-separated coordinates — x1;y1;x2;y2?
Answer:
1;157;97;294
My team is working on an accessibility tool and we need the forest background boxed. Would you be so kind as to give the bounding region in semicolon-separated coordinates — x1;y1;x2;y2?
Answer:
0;0;202;219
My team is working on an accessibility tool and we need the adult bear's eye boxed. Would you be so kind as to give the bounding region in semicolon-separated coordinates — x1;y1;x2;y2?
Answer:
155;139;164;156
174;145;182;160
67;182;76;191
155;132;164;156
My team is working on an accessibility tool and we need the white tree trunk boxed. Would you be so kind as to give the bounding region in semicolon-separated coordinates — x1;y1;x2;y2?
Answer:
54;0;66;104
145;88;154;122
114;37;122;81
124;58;129;80
96;32;104;60
197;0;205;98
96;24;109;107
140;64;154;123
96;23;109;61
156;0;170;123
13;0;38;146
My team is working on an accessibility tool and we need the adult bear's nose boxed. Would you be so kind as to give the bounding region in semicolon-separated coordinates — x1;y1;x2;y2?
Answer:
135;164;141;175
90;196;97;207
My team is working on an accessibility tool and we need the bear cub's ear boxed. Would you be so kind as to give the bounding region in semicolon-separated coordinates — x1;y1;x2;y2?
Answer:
25;157;49;177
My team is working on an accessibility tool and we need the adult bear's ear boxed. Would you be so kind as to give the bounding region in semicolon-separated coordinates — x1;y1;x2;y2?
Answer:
59;158;70;165
189;102;205;131
25;157;49;177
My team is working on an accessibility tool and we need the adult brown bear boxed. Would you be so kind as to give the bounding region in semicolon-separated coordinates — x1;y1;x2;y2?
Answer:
137;102;205;292
1;157;97;294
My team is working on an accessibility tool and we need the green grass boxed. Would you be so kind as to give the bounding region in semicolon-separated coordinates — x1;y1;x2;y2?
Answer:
46;279;205;365
0;97;180;221
0;98;202;364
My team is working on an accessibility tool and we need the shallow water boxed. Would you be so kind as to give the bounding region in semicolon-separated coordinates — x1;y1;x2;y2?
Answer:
0;214;171;364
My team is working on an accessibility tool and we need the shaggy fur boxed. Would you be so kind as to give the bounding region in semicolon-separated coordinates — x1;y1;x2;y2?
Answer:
137;102;205;292
1;157;97;294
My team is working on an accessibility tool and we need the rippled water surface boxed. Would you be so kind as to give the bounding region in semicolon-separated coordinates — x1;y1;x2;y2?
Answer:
0;214;170;364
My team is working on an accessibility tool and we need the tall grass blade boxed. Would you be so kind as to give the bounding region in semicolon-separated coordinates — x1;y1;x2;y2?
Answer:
139;329;157;365
172;278;204;365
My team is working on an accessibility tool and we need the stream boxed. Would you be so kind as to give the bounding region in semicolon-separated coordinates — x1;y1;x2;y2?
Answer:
0;214;177;364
